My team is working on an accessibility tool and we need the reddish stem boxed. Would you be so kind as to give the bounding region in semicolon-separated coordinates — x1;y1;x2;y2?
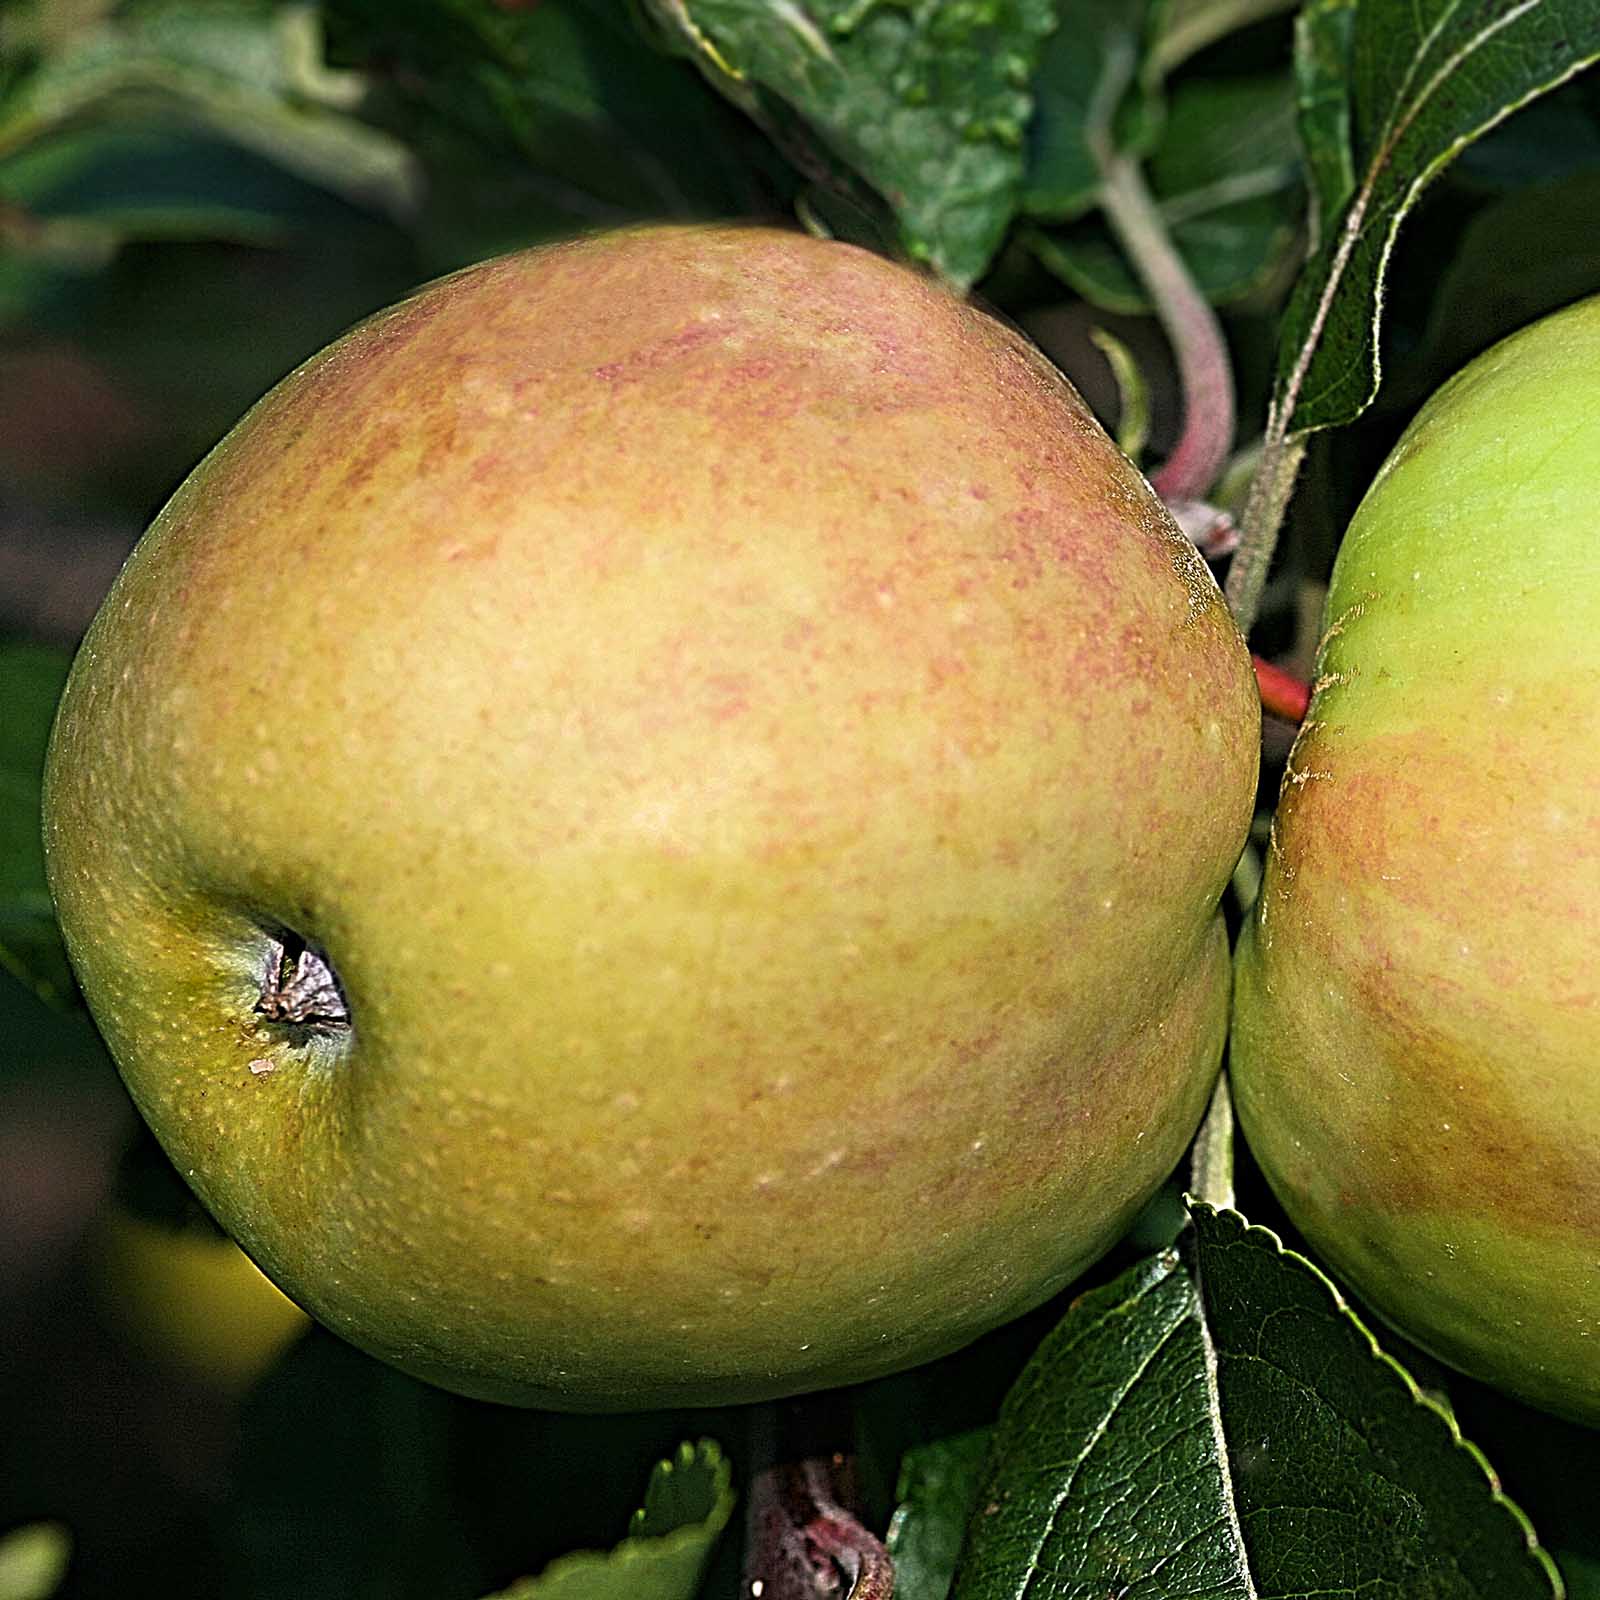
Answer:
745;1456;893;1597
1252;654;1311;724
1096;154;1236;503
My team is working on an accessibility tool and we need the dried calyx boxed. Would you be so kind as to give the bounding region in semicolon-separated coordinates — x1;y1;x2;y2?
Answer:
257;930;350;1032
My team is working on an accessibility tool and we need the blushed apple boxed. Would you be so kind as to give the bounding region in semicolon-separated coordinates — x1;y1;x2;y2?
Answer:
1232;294;1600;1424
45;224;1258;1410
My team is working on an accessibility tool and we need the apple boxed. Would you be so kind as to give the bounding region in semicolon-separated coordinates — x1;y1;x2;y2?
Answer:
44;223;1259;1410
1232;294;1600;1425
92;1208;309;1391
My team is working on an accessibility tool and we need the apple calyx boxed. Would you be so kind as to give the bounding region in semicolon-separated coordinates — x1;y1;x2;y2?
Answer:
256;931;349;1032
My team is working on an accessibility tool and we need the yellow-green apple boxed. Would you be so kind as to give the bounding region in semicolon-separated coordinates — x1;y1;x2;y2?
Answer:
92;1208;309;1391
1232;294;1600;1424
44;224;1258;1410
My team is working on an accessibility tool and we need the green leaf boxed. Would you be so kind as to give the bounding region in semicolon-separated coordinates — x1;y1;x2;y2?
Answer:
653;0;1059;288
1146;0;1298;80
1294;0;1357;253
950;1212;1563;1598
485;1440;736;1600
1450;81;1600;191
0;641;74;1007
1029;71;1302;311
0;121;362;266
1188;1205;1563;1598
1087;324;1152;459
231;1330;485;1600
326;0;778;264
1021;0;1155;224
0;3;420;219
952;1249;1251;1597
1277;0;1600;433
0;1524;70;1600
1395;166;1600;408
887;1429;991;1600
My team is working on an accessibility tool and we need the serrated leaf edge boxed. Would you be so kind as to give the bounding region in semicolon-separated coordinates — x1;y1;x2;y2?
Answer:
489;1439;735;1598
1186;1200;1567;1598
1281;5;1600;434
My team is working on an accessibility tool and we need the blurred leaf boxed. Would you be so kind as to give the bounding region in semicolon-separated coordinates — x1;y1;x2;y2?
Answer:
233;1332;739;1600
0;2;420;219
649;0;1058;287
0;641;73;1007
1560;1552;1600;1600
0;1523;68;1600
1394;166;1600;405
487;1441;736;1600
326;0;777;267
0;1523;70;1600
1020;0;1156;224
1146;0;1298;79
1449;78;1600;192
1;121;347;245
886;1429;990;1600
230;1330;484;1600
111;1119;223;1231
1088;323;1152;459
1029;72;1302;311
1276;0;1600;433
0;120;376;327
950;1211;1563;1598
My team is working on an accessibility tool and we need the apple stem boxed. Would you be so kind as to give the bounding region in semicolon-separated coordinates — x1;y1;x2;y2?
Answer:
1252;654;1311;723
1188;1070;1236;1213
1223;431;1309;635
744;1403;894;1597
1095;150;1236;504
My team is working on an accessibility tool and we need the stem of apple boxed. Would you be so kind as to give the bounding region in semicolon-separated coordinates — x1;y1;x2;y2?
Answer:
1252;654;1311;723
1188;1070;1236;1212
1095;152;1236;505
1223;430;1308;634
743;1398;893;1598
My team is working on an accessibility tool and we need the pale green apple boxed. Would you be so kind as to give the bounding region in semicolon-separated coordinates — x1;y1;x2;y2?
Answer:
1233;294;1600;1424
45;224;1258;1411
92;1209;309;1391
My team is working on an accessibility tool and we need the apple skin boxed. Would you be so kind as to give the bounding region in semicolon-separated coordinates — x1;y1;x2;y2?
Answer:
45;224;1258;1411
92;1210;309;1391
1232;294;1600;1425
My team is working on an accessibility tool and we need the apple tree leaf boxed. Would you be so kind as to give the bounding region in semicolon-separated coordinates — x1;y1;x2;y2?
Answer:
1020;0;1159;224
1145;0;1299;80
0;120;377;270
0;641;74;1008
1294;0;1357;253
0;3;421;220
0;1522;70;1600
1448;80;1600;190
1386;166;1600;413
949;1248;1252;1597
1028;71;1303;312
886;1429;992;1600
949;1210;1563;1599
324;0;782;262
231;1329;486;1600
1275;0;1600;434
643;0;1058;288
483;1440;736;1600
1186;1204;1562;1598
